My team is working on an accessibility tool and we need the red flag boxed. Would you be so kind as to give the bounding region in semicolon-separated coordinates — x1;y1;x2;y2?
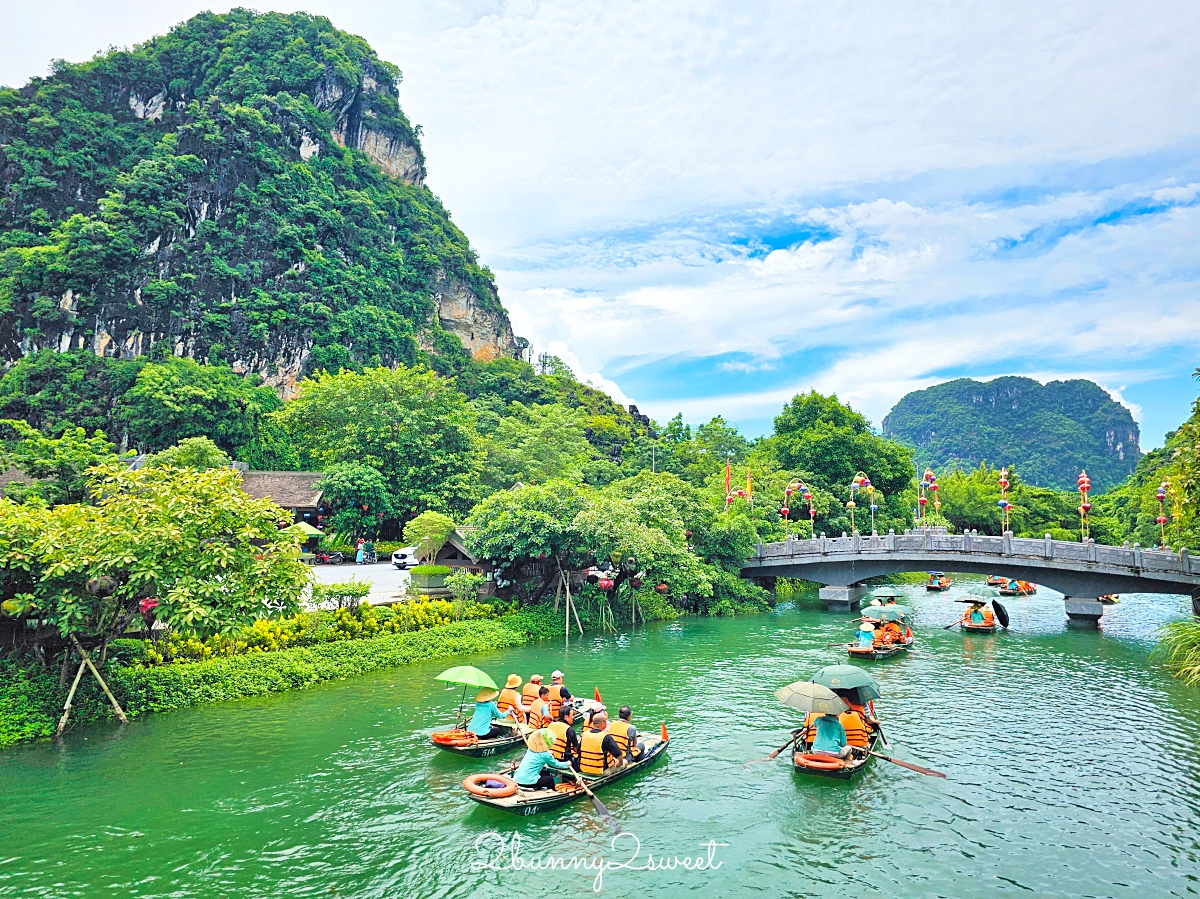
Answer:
594;686;602;703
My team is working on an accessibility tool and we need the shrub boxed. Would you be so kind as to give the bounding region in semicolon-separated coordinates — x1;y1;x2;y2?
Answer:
411;564;452;576
1156;618;1200;684
313;578;372;611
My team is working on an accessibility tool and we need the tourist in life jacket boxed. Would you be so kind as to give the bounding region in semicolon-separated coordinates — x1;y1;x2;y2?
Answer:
521;674;544;708
962;602;995;626
807;712;852;759
878;620;904;644
547;705;583;769
856;622;876;648
578;710;627;776
546;670;574;720
513;728;576;791
527;686;552;729
497;674;530;722
610;706;645;761
466;687;515;739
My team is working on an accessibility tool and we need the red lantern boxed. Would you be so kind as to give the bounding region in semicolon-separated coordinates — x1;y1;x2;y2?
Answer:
785;488;793;496
654;583;669;594
597;578;614;591
684;530;692;538
1080;502;1092;513
630;577;643;589
1157;515;1169;525
780;507;790;516
930;484;938;492
918;497;927;505
139;598;159;615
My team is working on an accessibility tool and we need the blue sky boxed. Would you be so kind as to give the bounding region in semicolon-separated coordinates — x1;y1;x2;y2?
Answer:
5;1;1199;447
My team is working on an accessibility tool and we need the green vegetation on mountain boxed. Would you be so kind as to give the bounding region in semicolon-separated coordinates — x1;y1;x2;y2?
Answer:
0;9;510;378
883;376;1141;491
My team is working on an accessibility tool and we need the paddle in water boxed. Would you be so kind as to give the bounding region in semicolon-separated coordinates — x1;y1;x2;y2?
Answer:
572;771;621;832
869;752;946;778
745;731;801;765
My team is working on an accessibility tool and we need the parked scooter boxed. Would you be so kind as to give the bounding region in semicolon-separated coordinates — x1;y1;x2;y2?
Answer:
315;549;345;565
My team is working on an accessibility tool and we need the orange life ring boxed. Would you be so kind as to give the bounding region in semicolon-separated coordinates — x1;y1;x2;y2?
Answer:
432;729;478;747
797;753;846;770
463;773;518;798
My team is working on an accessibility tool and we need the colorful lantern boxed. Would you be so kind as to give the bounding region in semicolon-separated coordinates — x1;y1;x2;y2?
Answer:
654;583;669;594
597;578;614;591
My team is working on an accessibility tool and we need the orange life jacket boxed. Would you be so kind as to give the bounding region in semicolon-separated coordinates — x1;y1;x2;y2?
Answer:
547;684;566;719
801;711;818;744
839;711;869;748
982;608;995;625
521;682;542;704
609;719;639;757
579;730;611;775
528;698;550;729
547;721;571;761
497;688;524;721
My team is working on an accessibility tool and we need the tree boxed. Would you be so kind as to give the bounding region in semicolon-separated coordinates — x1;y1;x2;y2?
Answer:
143;436;231;470
317;462;394;539
403;510;458;563
118;357;282;455
0;420;123;505
0;465;310;648
275;366;483;516
482;402;594;489
0;349;141;437
466;480;592;571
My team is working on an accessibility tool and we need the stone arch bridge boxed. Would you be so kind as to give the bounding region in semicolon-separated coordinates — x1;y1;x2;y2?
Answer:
741;530;1200;625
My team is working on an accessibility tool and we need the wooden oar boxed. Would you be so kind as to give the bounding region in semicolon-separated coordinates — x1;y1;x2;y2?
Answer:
745;731;801;766
870;752;946;778
942;620;962;630
571;770;621;831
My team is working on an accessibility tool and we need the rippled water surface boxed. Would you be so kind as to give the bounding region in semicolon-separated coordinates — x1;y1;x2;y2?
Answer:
4;586;1200;898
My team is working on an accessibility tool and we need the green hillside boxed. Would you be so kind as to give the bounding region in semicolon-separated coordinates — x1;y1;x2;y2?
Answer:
0;9;516;386
882;376;1141;491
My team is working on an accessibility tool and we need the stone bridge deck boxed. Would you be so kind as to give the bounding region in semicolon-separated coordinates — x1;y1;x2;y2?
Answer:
741;531;1200;624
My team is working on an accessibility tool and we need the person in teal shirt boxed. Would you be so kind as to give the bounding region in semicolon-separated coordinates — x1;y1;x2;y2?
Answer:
466;687;513;739
810;713;851;758
969;604;985;625
856;622;875;648
514;728;575;790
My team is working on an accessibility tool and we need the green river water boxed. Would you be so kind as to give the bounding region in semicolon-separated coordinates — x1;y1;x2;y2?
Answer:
3;585;1200;898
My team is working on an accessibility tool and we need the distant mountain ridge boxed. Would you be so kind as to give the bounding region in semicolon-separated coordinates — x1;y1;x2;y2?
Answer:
882;376;1141;491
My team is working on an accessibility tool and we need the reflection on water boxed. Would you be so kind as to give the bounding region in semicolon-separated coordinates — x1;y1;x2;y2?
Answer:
2;586;1199;897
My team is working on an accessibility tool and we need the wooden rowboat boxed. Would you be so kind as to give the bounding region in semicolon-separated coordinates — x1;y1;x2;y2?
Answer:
924;574;951;591
792;730;880;781
961;622;998;634
430;726;526;758
464;732;670;816
846;640;911;661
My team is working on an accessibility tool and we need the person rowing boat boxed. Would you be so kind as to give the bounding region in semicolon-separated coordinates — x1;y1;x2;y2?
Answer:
513;728;576;791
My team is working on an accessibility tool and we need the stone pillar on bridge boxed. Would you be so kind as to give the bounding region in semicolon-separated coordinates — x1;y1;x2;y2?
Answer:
1063;597;1105;627
818;584;868;613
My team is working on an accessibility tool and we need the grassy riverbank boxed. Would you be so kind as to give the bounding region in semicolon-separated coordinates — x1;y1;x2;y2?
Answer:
0;608;560;749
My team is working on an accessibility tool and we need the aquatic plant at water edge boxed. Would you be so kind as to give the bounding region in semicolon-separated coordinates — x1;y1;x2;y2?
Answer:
1155;618;1200;685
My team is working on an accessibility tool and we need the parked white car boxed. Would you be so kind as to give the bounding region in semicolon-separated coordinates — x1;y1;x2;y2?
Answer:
392;547;418;569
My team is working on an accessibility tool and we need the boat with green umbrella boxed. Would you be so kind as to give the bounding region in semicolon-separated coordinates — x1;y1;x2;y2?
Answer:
846;604;914;660
430;665;527;757
775;681;879;781
952;585;1009;633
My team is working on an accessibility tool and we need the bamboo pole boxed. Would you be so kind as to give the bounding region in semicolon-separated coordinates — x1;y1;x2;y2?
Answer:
72;636;128;723
55;657;87;739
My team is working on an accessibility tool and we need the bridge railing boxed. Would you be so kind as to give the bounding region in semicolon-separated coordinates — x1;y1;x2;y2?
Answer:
754;530;1195;576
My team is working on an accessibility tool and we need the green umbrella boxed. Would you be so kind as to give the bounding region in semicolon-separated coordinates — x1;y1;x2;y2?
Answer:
870;587;906;600
810;664;882;702
286;521;324;537
436;666;499;726
435;665;497;690
774;681;849;716
957;584;1000;601
862;605;911;622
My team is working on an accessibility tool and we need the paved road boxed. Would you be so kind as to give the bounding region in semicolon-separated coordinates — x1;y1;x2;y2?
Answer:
310;561;411;605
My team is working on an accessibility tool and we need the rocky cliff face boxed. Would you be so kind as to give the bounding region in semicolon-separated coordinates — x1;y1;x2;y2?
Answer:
0;10;518;388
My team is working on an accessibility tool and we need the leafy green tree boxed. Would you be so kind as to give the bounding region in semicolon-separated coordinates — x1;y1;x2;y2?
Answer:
0;465;310;649
482;402;595;489
144;436;231;470
317;462;394;539
402;510;458;563
0;420;123;505
465;480;591;570
0;349;141;437
119;357;282;455
275;365;482;516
